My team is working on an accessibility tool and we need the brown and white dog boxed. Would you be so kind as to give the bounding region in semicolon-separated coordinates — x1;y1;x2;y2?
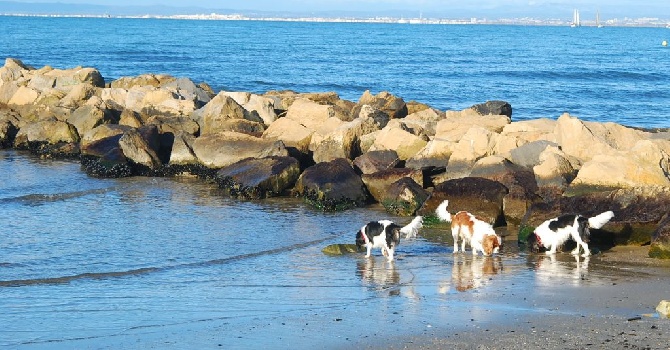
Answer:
436;200;502;256
355;216;423;262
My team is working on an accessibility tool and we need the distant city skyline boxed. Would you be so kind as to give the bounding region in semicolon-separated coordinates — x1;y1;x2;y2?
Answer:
1;0;669;20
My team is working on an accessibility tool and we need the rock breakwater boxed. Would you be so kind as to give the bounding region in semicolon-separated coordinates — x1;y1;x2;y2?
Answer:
1;58;669;257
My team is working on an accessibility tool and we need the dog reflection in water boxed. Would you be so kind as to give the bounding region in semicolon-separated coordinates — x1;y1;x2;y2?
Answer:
440;254;503;293
531;254;590;286
356;257;400;291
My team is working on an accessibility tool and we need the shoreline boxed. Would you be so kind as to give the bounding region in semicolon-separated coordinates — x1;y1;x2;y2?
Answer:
371;246;670;350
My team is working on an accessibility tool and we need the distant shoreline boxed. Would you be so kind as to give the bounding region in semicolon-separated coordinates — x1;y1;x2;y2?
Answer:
1;13;669;28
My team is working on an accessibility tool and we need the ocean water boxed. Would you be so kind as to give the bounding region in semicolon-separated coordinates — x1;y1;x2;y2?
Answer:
1;16;669;127
1;16;669;349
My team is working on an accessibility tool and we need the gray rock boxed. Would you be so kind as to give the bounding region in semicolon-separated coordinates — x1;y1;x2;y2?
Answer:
215;156;301;199
293;158;369;211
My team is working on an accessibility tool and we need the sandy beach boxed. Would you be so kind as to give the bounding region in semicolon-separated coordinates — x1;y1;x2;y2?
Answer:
374;246;670;350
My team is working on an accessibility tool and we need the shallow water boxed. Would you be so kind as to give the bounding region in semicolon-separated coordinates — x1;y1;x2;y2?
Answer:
0;150;661;349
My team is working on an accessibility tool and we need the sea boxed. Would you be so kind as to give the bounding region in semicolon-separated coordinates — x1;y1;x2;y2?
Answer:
0;16;669;349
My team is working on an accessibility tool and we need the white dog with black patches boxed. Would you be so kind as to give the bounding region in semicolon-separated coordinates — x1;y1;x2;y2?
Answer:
355;216;423;261
529;211;614;256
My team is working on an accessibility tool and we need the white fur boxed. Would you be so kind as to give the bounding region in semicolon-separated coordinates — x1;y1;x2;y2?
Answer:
400;216;424;239
436;200;452;222
588;211;615;229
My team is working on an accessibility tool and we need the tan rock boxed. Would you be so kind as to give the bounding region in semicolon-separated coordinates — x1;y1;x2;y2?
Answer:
199;93;248;135
437;127;500;181
168;131;198;166
119;109;143;128
222;91;277;126
312;117;380;163
285;98;335;131
553;113;647;163
81;124;133;148
570;139;670;190
192;131;288;168
403;107;444;136
368;124;428;160
262;117;313;153
501;118;557;143
533;146;576;188
14;120;80;147
8;86;40;106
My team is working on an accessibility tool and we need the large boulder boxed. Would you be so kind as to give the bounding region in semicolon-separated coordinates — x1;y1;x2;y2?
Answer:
553;113;647;163
0;58;30;83
533;145;578;191
191;131;288;168
262;117;313;153
311;116;379;163
568;139;670;193
110;74;176;89
361;168;424;203
418;177;509;227
168;131;198;166
293;158;369;211
215;156;301;199
469;100;512;118
353;150;400;175
66;105;116;137
145;115;200;136
197;93;251;134
355;90;408;119
222;91;277;126
438;126;499;181
14;120;80;150
118;126;164;170
501;118;557;143
380;177;430;216
81;124;133;149
367;123;428;160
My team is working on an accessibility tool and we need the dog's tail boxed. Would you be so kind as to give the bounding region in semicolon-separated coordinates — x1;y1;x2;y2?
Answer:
588;211;614;229
401;216;423;239
436;200;452;222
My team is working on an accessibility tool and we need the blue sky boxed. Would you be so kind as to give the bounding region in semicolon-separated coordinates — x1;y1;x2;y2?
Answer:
2;0;668;18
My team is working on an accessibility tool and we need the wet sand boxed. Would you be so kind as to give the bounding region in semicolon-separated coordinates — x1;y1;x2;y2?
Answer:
22;243;669;350
376;246;670;350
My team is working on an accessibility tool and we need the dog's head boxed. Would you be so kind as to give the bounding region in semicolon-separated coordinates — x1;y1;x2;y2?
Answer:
576;216;590;243
482;234;502;256
355;230;367;248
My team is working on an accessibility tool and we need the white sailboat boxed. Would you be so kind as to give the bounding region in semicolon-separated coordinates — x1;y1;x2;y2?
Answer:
570;9;581;27
596;10;603;28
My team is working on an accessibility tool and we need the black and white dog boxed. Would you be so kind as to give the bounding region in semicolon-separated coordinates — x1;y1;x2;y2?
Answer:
529;211;614;256
355;216;423;262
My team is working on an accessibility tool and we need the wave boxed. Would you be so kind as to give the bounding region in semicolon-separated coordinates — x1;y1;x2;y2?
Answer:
0;236;336;288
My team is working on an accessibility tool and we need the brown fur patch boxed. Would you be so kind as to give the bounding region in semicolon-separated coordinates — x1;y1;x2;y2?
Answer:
451;211;474;239
482;235;500;256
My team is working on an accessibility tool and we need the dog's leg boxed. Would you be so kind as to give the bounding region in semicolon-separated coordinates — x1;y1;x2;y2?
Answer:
580;242;590;257
546;243;557;255
452;226;460;253
386;248;394;262
365;244;372;258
